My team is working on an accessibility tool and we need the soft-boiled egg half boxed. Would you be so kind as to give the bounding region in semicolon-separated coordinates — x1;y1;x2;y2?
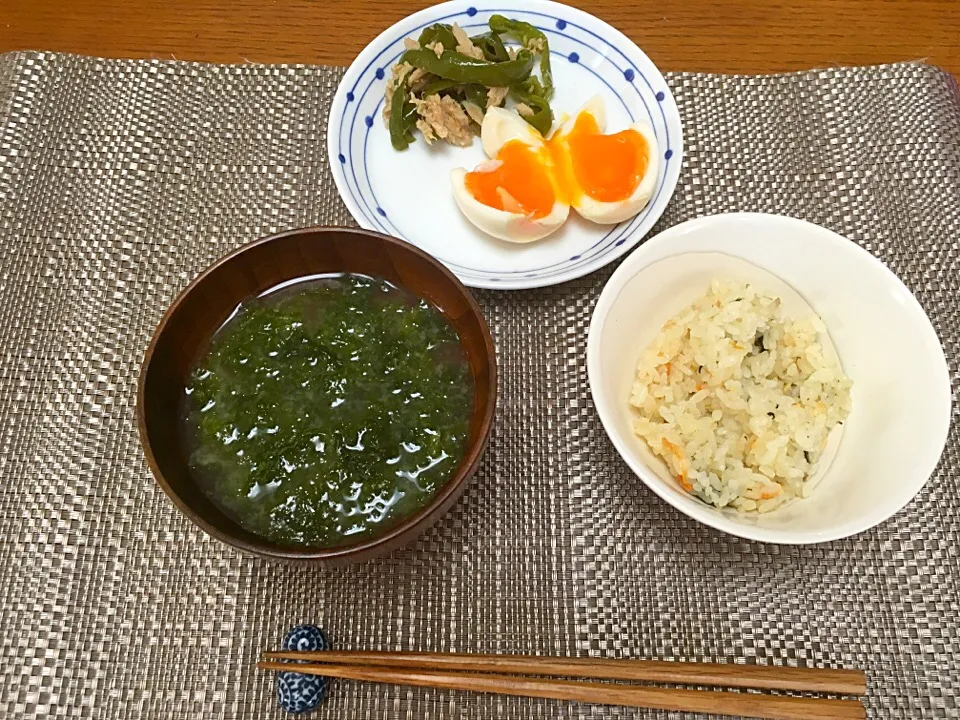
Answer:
450;96;658;243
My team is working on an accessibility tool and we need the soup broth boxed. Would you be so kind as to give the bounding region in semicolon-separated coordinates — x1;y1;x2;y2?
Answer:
180;273;474;547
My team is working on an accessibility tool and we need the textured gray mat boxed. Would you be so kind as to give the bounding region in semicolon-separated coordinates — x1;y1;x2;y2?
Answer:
0;52;958;719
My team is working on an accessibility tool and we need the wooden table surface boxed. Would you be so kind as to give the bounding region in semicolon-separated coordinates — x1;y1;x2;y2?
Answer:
1;0;958;75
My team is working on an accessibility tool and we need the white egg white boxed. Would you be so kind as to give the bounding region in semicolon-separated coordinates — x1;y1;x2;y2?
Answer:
480;106;545;157
554;94;607;137
450;167;569;243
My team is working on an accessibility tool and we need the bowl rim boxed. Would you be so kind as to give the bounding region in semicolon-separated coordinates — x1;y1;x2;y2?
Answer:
137;225;498;561
587;211;952;545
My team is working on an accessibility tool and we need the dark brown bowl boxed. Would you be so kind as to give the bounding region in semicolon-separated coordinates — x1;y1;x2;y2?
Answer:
137;227;497;564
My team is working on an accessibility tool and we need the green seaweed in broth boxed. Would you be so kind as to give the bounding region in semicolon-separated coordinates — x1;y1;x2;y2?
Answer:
180;273;474;548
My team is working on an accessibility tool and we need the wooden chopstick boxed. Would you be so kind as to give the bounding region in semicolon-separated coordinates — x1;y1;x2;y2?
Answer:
261;650;867;696
257;661;865;720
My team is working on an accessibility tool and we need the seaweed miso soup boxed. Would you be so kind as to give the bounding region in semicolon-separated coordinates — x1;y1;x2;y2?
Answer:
180;273;474;548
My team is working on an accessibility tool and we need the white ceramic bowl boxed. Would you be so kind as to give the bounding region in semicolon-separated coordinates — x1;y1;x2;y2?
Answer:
588;213;952;544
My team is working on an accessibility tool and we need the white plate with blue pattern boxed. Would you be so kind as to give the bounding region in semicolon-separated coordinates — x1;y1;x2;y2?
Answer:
328;0;683;289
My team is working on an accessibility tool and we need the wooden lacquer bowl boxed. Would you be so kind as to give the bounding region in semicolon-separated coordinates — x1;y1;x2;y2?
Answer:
137;227;497;564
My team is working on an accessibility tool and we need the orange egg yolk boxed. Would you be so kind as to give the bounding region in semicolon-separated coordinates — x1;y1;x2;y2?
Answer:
465;112;650;215
561;112;650;203
464;140;556;219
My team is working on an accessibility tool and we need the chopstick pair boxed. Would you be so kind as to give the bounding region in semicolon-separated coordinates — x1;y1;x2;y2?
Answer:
259;650;867;720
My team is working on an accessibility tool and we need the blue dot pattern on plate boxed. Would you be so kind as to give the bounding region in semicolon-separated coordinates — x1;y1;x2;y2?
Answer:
555;19;567;30
466;6;477;16
568;52;580;63
624;69;635;81
375;68;385;80
365;116;374;128
338;153;346;164
276;625;331;714
656;91;665;101
346;92;354;102
665;149;673;160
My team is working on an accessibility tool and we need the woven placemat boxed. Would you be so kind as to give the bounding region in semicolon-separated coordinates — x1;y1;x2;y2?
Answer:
0;52;958;719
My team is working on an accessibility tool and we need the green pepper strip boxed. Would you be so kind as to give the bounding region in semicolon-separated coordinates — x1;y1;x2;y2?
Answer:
388;84;418;151
463;84;489;110
469;31;509;63
421;78;462;96
417;23;459;51
509;83;553;136
488;14;553;96
400;48;534;87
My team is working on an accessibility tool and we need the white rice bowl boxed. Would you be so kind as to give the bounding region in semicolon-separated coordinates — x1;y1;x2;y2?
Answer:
587;213;951;544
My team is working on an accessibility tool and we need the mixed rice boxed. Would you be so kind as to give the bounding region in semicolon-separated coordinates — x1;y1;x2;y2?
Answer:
629;281;853;513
